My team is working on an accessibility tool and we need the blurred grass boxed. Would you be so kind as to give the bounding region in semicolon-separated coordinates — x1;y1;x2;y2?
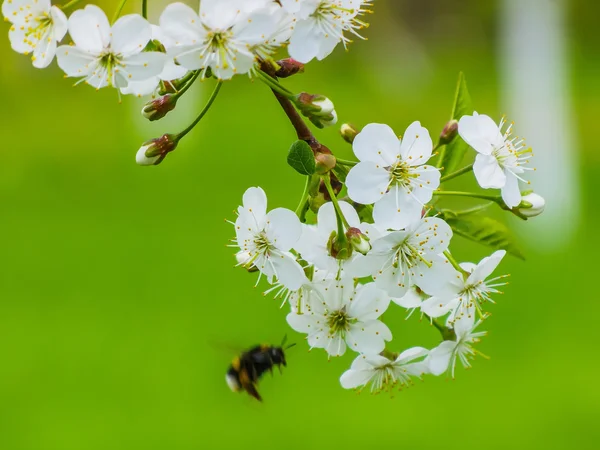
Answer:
0;1;599;449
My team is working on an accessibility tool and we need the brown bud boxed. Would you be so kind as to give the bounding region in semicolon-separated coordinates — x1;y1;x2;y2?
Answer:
142;94;178;121
275;58;305;78
439;119;459;145
136;133;178;166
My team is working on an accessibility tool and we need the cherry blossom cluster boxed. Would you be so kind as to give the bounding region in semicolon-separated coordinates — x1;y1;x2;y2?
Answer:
3;0;371;94
3;0;547;397
231;113;545;393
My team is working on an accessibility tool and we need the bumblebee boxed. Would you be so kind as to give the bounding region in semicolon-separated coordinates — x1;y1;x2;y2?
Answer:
226;337;295;401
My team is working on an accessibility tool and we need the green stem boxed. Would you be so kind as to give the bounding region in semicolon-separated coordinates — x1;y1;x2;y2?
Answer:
142;0;148;18
295;176;311;221
256;70;295;100
336;158;358;167
423;314;446;336
322;176;350;229
61;0;83;10
443;250;468;275
176;81;223;140
174;69;202;98
440;164;473;183
434;142;446;169
433;190;501;203
112;0;129;23
453;203;494;216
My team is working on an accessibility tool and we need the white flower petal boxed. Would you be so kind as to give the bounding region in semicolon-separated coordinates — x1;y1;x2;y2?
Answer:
31;31;56;68
410;165;440;204
68;4;110;54
287;19;320;63
353;123;399;166
346;162;389;205
473;153;506;189
348;282;391;321
8;25;33;54
501;171;521;208
56;45;96;77
265;208;302;251
50;6;68;42
392;287;423;309
415;254;462;297
399;121;434;165
325;334;347;357
120;52;167;81
347;321;391;354
340;367;375;389
269;251;307;291
111;14;152;57
427;341;455;376
396;346;429;364
421;296;459;318
469;250;506;284
159;2;203;45
373;186;422;230
458;113;504;155
286;311;317;333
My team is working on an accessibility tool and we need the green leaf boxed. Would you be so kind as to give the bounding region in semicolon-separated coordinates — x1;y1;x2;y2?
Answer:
287;140;316;175
438;72;474;174
442;211;525;260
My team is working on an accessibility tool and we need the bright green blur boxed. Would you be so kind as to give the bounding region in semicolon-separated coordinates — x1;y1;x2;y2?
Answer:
0;1;598;449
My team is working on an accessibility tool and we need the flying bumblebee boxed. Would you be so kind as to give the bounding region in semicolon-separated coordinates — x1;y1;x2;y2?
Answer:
226;336;295;401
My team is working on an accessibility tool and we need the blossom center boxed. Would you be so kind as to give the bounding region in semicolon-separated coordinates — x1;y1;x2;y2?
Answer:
25;14;52;44
326;308;351;336
388;160;413;188
253;231;273;255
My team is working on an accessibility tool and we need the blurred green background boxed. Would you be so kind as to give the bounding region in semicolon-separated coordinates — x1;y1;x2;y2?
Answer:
0;0;598;449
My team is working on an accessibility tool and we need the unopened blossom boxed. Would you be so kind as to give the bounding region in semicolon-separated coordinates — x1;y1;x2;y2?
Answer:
159;1;277;80
346;122;440;230
458;112;534;208
427;315;488;378
232;187;306;290
518;192;545;218
120;25;188;97
56;6;166;89
3;0;67;68
340;347;429;392
422;250;508;320
348;216;456;299
288;0;373;63
286;279;392;357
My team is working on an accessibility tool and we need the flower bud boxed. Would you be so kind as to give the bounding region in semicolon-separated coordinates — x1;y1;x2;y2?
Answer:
439;119;458;145
295;93;337;129
327;231;353;261
517;192;545;217
136;133;178;166
142;94;178;121
275;58;305;78
340;123;359;144
346;227;371;255
315;151;337;174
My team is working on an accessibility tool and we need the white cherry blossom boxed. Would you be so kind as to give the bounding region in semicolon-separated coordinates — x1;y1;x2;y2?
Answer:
3;0;67;68
288;0;373;63
295;200;363;276
422;250;508;320
346;122;440;230
232;187;306;291
426;315;488;378
286;279;392;357
340;347;429;392
56;6;166;89
348;216;455;299
120;25;188;97
159;1;277;80
458;112;534;208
